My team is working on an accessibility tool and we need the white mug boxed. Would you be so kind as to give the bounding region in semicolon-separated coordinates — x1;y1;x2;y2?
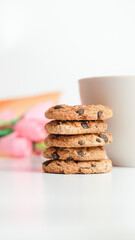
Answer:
79;76;135;167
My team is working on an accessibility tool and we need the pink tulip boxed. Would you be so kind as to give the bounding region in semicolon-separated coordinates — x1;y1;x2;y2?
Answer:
33;148;42;155
0;110;16;121
24;101;53;126
14;118;48;142
0;101;52;157
0;132;32;157
15;101;52;141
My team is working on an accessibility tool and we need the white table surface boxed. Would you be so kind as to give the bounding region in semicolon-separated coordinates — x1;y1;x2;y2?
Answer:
0;157;135;240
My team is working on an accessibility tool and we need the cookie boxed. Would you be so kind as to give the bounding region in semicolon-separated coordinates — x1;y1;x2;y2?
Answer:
43;146;106;161
42;159;112;174
44;133;112;147
45;104;113;120
45;120;107;135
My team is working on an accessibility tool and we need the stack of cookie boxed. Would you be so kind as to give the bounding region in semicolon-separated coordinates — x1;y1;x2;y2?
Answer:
42;104;113;174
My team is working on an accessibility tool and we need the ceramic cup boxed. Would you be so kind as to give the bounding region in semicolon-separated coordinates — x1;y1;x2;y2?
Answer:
79;76;135;167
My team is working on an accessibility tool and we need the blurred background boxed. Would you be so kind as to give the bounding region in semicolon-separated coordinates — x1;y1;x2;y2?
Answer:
1;0;135;105
0;0;135;159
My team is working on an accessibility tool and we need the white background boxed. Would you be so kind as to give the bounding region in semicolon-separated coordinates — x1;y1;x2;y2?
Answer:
1;0;135;104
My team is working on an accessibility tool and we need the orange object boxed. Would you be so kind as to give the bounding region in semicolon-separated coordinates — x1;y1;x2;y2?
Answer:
0;92;61;117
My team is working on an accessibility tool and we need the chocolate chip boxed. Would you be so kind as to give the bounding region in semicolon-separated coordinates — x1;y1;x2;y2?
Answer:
56;120;65;124
78;141;83;146
99;134;108;143
91;163;96;168
60;171;64;174
81;122;89;129
44;160;52;166
95;125;98;128
97;111;102;119
76;109;84;115
67;157;73;160
61;120;66;124
51;152;59;160
78;151;84;157
52;134;59;139
55;135;59;139
54;105;63;109
96;138;101;143
99;147;103;150
78;168;82;173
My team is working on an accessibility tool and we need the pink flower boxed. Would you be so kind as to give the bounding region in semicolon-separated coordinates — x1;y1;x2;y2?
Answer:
0;101;52;157
14;118;48;142
0;110;16;121
0;132;32;157
24;101;53;126
14;101;52;142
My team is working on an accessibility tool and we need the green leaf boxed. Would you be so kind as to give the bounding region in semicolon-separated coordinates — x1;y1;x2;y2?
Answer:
33;142;47;151
0;128;13;137
0;117;21;127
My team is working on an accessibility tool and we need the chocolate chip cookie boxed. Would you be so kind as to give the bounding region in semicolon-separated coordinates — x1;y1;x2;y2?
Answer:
45;104;113;120
44;133;112;147
42;159;112;174
45;120;107;135
43;146;106;161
